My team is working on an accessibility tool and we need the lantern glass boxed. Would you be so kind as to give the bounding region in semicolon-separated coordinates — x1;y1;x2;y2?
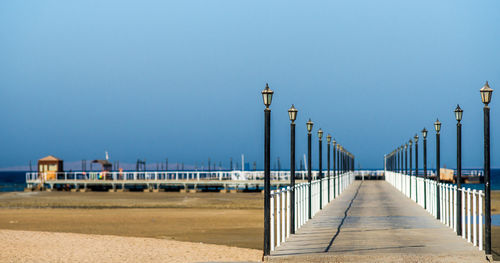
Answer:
327;134;331;143
454;104;463;122
318;129;323;139
421;128;428;138
480;81;493;105
306;119;314;132
409;139;412;146
288;104;298;122
434;119;441;132
414;134;419;143
261;83;274;108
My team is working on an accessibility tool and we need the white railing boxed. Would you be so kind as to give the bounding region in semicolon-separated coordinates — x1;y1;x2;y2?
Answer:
26;170;324;184
270;171;355;252
385;171;484;250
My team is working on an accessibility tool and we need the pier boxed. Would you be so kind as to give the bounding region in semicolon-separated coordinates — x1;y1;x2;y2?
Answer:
25;170;323;192
268;180;485;262
261;170;487;262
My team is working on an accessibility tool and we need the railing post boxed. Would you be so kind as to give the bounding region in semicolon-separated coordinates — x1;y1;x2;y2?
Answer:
473;189;477;247
479;190;484;250
287;188;290;238
281;190;285;243
462;187;466;239
270;191;275;251
467;188;471;243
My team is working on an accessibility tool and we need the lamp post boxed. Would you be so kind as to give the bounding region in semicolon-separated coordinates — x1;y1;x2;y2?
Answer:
404;144;407;189
422;128;428;210
480;81;493;255
434;118;441;220
405;144;408;175
288;104;297;235
409;139;413;198
337;144;340;196
397;146;400;173
454;105;463;236
307;119;314;219
262;83;273;256
414;134;419;203
327;134;331;202
318;128;323;209
332;138;336;199
400;146;403;174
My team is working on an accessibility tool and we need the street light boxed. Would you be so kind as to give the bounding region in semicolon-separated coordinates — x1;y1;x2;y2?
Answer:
454;104;463;236
327;134;331;202
262;83;273;256
307;119;313;219
332;138;337;198
404;144;408;175
480;81;493;255
414;134;419;203
318;128;323;209
434;118;441;220
409;139;413;198
337;144;340;195
422;128;428;210
288;104;297;234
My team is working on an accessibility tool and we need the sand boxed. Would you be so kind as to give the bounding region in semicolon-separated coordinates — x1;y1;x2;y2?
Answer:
0;191;263;249
1;189;499;261
0;229;262;263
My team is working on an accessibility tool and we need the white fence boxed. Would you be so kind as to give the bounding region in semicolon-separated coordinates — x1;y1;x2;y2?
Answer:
270;171;355;251
26;170;322;184
385;171;484;250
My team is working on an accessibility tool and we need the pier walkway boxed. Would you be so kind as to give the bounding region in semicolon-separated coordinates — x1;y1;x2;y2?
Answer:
267;181;486;262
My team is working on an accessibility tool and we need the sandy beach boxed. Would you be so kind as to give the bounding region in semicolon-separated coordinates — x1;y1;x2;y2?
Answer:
0;229;262;263
1;189;499;261
0;191;263;249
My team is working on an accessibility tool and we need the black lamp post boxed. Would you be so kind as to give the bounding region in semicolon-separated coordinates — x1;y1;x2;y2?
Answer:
288;104;297;235
307;119;314;219
480;81;493;255
434;118;441;220
262;83;273;256
414;134;419;203
397;146;400;173
422;128;428;210
327;134;331;202
405;144;408;175
409;139;413;197
400;146;403;174
332;138;336;198
318;128;323;209
454;105;463;236
403;145;407;188
337;144;340;196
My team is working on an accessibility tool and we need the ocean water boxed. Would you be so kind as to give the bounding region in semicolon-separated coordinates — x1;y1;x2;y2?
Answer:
1;169;500;192
0;171;28;192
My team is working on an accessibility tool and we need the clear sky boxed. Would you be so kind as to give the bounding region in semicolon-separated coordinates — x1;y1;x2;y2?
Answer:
0;0;499;170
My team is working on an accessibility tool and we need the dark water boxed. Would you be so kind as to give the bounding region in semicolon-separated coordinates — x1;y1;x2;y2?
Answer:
0;171;28;192
2;169;500;192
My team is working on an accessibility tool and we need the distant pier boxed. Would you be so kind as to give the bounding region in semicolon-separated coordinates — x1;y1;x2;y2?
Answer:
26;170;319;192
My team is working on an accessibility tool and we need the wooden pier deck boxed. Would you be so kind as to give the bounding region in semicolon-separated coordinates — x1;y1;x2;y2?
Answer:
267;181;486;262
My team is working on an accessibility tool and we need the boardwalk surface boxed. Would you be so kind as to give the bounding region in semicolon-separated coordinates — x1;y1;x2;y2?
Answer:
268;181;486;263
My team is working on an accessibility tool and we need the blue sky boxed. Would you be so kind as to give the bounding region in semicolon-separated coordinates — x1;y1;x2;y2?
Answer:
0;0;499;170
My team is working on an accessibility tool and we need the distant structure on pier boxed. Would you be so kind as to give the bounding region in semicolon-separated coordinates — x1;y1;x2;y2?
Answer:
38;155;63;180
